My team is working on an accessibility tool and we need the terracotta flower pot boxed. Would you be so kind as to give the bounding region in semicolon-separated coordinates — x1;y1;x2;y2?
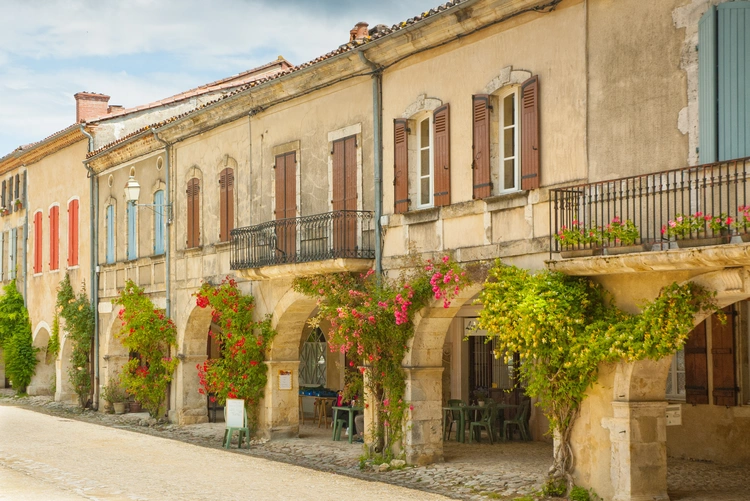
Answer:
129;401;142;413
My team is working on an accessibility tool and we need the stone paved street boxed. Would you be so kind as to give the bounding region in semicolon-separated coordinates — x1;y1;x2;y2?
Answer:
2;392;749;500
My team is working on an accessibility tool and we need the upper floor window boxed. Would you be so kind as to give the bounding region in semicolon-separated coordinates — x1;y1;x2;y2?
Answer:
127;202;137;261
49;205;59;271
393;104;451;213
472;76;540;199
186;178;201;248
154;190;165;255
699;2;750;163
33;211;43;274
68;199;79;267
106;204;115;264
219;168;234;242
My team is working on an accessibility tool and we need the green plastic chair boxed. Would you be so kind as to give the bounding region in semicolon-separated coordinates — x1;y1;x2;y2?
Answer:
469;402;495;444
223;406;251;449
443;399;464;441
503;399;531;441
332;412;350;441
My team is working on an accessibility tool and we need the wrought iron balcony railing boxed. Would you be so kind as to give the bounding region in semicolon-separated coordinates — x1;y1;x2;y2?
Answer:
550;157;750;257
230;210;375;269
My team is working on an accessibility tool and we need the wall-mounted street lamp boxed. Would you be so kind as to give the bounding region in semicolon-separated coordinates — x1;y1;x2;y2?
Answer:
124;175;172;222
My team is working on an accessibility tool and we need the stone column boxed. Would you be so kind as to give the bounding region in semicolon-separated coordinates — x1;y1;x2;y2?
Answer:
258;360;300;439
602;401;669;501
403;366;444;465
173;354;208;424
362;367;378;450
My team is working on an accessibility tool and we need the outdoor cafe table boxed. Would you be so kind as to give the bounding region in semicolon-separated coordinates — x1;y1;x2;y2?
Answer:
332;405;364;444
444;403;519;443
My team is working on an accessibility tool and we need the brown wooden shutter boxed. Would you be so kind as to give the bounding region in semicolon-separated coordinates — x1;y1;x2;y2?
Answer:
186;181;194;247
332;140;345;212
219;169;228;242
433;104;451;207
186;178;200;248
226;169;234;239
472;95;492;199
1;180;5;208
685;321;709;405
712;307;737;406
275;153;296;261
521;75;540;191
393;119;409;214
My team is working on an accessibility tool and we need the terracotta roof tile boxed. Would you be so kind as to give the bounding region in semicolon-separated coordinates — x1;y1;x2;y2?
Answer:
86;0;466;159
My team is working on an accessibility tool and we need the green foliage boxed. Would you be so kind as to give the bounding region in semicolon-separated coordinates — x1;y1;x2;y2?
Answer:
195;277;276;431
542;478;567;497
114;280;178;418
46;313;60;364
477;260;720;483
57;274;95;408
569;486;599;501
0;280;37;393
101;371;127;404
294;257;470;457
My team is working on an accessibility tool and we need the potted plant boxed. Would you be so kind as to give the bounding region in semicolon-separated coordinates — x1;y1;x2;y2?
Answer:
555;219;602;258
732;206;750;242
601;217;648;255
0;207;8;216
14;198;22;210
662;212;731;248
101;373;127;414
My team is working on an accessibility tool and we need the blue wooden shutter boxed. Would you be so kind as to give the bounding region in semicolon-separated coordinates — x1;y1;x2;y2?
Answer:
106;205;115;264
718;2;750;161
154;190;164;255
9;228;16;279
127;203;137;261
700;5;718;164
0;231;4;281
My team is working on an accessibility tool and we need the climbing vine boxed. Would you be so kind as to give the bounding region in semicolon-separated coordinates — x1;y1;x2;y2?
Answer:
0;280;37;394
294;256;470;457
114;280;178;418
57;274;95;408
46;312;60;364
476;261;720;487
195;277;276;431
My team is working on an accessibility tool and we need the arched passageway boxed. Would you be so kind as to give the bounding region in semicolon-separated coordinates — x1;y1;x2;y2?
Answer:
174;304;212;424
28;325;54;396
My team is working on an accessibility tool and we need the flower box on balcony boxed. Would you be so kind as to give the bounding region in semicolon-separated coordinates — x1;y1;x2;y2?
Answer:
676;235;731;249
560;247;603;259
603;243;651;256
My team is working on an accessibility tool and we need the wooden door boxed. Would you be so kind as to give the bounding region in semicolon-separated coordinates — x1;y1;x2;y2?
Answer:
332;135;357;255
712;306;737;406
275;152;297;262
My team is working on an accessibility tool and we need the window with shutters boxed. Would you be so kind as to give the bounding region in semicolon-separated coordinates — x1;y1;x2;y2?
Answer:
33;211;43;274
49;205;59;271
219;168;234;242
417;115;433;208
154;190;165;255
126;202;138;261
699;2;750;163
665;349;686;401
186;178;201;249
498;88;519;193
106;204;116;264
68;199;79;267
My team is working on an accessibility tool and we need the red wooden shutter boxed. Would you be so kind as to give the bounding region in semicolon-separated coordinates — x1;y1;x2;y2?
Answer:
49;206;59;270
34;212;42;273
521;76;540;190
219;170;228;242
685;321;709;405
712;307;737;406
393;119;409;214
67;199;79;266
433;104;451;207
67;203;72;265
472;95;492;199
73;200;79;266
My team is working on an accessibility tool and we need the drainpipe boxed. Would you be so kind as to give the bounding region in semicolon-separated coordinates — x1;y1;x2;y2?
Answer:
152;131;171;319
22;166;28;303
358;51;384;277
80;125;99;410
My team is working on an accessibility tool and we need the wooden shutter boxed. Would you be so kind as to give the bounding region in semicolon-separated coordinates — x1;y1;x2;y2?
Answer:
34;212;42;274
699;5;718;163
127;203;137;261
187;178;200;248
106;205;115;264
521;76;540;190
332;139;345;212
717;3;750;161
68;199;79;266
274;153;296;261
712;307;737;406
684;321;709;405
0;232;4;281
393;119;409;213
218;168;234;242
226;169;234;240
49;206;59;270
1;180;5;208
433;104;451;207
20;172;25;207
332;136;358;253
9;228;15;279
154;191;164;255
472;95;492;199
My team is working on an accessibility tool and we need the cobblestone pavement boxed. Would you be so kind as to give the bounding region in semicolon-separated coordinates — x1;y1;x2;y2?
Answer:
2;391;748;500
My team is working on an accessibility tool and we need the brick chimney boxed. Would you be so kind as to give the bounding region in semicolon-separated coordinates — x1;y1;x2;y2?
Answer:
74;92;111;122
349;22;369;42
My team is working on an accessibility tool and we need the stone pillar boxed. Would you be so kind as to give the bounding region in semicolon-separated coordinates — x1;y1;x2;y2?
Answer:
602;401;669;501
172;354;208;425
362;367;378;449
258;360;300;439
403;366;444;465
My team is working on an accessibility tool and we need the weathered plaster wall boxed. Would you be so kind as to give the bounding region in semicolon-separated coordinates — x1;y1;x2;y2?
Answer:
667;404;750;465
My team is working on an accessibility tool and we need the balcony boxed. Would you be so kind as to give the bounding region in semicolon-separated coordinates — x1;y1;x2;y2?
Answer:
230;210;375;279
550;157;750;261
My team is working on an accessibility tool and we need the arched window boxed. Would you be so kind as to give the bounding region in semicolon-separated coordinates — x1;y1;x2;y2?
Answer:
186;178;200;248
219;168;234;242
154;190;165;255
299;328;327;387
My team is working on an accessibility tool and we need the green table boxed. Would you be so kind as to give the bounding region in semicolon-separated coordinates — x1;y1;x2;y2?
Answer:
332;405;364;444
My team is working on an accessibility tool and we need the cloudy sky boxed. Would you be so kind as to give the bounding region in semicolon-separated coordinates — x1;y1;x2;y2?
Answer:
0;0;442;155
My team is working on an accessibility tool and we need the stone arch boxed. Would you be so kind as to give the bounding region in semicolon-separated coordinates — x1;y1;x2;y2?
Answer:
174;303;213;424
55;333;76;403
401;284;483;465
102;306;129;388
401;94;443;119
28;324;54;396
